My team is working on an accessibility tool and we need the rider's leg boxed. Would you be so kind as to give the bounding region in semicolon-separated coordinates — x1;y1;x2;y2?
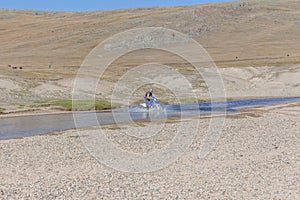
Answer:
149;99;154;107
145;97;150;108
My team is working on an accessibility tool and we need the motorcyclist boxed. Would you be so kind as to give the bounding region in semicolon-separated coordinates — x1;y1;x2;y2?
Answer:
144;88;156;108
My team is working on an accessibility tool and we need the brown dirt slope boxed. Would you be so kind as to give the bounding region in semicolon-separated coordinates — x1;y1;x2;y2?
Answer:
0;0;300;68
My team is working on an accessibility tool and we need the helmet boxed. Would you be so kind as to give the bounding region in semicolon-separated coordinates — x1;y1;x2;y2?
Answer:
149;88;153;92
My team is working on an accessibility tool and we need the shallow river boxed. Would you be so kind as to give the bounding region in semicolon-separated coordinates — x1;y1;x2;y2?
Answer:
0;97;299;140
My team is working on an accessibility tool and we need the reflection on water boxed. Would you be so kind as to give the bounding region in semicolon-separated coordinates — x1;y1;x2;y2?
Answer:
0;96;299;140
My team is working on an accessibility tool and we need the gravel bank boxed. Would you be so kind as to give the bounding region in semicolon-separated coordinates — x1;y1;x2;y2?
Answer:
0;106;299;199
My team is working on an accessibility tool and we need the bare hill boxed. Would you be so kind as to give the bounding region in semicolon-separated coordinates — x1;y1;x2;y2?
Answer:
0;0;300;68
0;0;300;111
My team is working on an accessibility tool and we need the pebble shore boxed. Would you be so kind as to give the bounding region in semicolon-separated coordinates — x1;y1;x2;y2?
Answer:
0;106;299;199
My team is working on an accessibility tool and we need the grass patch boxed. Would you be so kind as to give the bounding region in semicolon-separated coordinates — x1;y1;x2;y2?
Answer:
52;99;112;111
191;79;206;88
18;104;25;109
69;135;81;139
0;107;5;113
29;99;113;111
30;100;51;108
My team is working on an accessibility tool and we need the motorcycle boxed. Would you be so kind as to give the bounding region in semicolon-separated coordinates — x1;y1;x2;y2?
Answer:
140;98;163;110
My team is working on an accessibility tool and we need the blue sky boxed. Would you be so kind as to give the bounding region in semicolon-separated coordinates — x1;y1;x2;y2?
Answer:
0;0;233;12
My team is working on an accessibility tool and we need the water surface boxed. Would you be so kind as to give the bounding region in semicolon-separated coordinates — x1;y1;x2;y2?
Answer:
0;96;299;140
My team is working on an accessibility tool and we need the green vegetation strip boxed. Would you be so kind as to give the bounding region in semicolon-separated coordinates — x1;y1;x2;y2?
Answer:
53;99;112;111
31;99;112;111
0;107;5;113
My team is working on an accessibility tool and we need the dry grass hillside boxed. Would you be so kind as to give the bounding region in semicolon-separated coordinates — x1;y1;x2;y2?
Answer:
0;0;300;113
0;0;300;68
